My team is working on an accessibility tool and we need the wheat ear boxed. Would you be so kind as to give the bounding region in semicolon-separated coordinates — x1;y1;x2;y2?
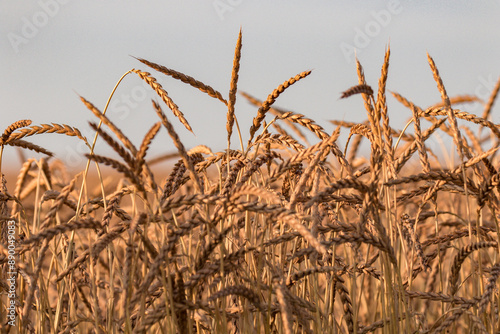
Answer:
448;241;498;296
152;100;202;193
132;69;193;133
340;84;374;99
88;122;136;169
85;154;144;192
1;119;32;143
39;172;80;230
411;105;431;172
241;91;309;143
248;70;312;144
4;123;87;144
377;45;396;176
80;96;137;154
134;57;227;105
226;28;242;147
427;53;466;161
136;121;162;171
481;75;500;122
6;139;53;156
356;58;379;148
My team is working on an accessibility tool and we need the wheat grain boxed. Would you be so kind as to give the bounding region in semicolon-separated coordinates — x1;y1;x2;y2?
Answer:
335;275;355;334
11;158;34;215
424;106;500;140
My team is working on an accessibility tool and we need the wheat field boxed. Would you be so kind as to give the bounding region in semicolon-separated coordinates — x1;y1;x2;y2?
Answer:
1;30;500;333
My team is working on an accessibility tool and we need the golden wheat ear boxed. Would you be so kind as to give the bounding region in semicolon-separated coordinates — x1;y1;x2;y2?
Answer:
340;84;374;99
132;56;228;105
5;139;53;156
248;70;312;145
151;100;202;193
132;69;194;134
1;119;32;144
80;95;138;155
427;53;466;161
226;28;242;147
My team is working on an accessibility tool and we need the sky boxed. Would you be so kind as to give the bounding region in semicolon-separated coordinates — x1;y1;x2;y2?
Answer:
1;1;500;170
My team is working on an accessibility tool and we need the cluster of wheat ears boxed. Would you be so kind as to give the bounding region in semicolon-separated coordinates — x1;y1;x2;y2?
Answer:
1;30;500;334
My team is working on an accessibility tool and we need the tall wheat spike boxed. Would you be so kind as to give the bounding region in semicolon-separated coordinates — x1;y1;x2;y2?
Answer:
132;69;194;133
226;28;242;146
427;53;466;161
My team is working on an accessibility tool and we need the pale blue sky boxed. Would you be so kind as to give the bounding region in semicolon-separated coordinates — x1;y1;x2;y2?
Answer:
1;1;499;168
